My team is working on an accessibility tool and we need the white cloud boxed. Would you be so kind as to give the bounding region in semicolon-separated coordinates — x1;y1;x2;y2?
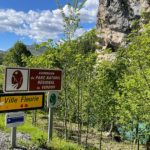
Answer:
74;28;86;39
14;9;64;42
0;9;25;32
80;0;99;23
0;0;99;41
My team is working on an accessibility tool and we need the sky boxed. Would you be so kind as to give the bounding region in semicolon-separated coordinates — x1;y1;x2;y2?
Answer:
0;0;99;51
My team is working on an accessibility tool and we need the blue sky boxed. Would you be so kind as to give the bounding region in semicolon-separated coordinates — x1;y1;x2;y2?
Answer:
0;0;99;50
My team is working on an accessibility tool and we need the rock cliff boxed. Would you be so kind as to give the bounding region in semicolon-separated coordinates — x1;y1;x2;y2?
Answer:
96;0;150;51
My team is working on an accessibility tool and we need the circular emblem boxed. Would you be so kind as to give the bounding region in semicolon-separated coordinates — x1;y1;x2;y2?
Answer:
50;93;56;106
12;70;23;89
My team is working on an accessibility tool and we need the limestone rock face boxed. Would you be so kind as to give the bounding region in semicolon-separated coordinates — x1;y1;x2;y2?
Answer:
96;0;150;51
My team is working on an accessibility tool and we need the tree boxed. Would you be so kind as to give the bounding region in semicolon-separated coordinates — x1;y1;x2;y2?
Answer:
56;0;87;141
3;41;32;67
22;0;101;146
22;29;98;145
116;20;150;147
0;53;5;65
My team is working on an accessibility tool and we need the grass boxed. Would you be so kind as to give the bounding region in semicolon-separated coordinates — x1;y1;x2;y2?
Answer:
48;137;83;150
0;113;11;132
18;113;47;138
0;110;147;150
0;111;83;150
0;65;4;87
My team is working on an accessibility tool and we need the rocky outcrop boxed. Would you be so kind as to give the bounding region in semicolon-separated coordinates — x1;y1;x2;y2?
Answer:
96;0;150;51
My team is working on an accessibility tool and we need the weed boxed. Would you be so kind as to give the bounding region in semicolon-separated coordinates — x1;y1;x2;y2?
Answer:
36;135;47;148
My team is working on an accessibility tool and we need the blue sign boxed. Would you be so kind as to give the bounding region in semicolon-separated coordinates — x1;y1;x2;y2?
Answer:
7;116;24;124
5;112;25;127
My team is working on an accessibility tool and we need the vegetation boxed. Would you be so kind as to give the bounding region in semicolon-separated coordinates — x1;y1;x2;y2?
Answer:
3;41;32;67
0;112;83;150
0;51;6;65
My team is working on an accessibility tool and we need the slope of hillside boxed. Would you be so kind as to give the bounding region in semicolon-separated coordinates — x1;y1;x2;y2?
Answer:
0;50;7;65
26;45;45;55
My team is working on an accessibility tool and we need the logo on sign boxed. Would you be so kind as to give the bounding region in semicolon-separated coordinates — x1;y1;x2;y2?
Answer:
47;92;58;108
50;93;56;106
5;68;28;92
12;70;23;89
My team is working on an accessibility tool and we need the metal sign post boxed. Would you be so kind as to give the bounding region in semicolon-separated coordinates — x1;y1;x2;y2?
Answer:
6;112;25;148
47;91;58;142
11;127;16;148
48;108;53;142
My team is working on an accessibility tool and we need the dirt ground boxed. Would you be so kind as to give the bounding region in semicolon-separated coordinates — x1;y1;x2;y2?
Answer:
53;120;146;150
37;115;146;150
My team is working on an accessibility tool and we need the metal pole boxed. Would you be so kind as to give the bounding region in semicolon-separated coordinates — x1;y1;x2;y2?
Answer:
48;108;53;142
11;127;16;148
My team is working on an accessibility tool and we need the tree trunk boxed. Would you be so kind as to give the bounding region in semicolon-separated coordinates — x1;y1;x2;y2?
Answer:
32;110;37;125
135;123;139;150
99;129;103;150
69;120;72;139
131;122;134;150
64;68;68;141
107;122;113;137
80;87;83;145
77;81;81;145
85;109;89;149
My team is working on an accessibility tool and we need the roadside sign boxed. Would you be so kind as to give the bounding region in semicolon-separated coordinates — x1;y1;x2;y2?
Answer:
0;92;44;113
29;68;62;91
4;67;62;93
6;112;24;128
47;91;58;108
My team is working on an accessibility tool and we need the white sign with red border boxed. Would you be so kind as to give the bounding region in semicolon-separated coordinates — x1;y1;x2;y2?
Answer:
4;67;62;93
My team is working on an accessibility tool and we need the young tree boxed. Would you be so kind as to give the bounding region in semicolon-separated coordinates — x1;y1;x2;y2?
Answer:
56;0;87;141
3;41;32;67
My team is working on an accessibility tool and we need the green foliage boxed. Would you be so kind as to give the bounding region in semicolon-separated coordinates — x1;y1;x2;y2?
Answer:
56;0;86;40
36;135;47;148
22;2;100;145
0;53;5;65
93;56;128;130
115;19;150;142
5;0;150;147
3;41;32;67
0;113;83;149
22;24;99;144
48;137;83;150
0;114;10;132
0;65;4;90
14;1;150;148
